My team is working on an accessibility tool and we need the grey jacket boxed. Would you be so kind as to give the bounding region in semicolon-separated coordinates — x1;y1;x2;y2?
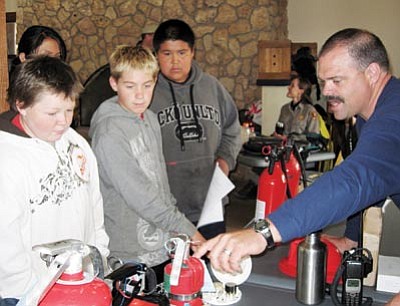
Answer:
150;61;242;222
89;97;196;266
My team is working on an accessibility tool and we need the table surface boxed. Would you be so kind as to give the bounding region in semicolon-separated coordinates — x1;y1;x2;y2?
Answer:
222;245;394;305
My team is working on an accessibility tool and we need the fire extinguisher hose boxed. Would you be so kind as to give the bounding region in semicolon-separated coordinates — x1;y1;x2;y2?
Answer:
292;143;308;189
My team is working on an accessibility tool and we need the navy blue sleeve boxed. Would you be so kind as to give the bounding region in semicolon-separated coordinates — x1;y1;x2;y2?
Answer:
269;107;400;242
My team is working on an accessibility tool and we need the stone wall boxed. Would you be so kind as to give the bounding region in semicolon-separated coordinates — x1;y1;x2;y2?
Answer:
17;0;287;108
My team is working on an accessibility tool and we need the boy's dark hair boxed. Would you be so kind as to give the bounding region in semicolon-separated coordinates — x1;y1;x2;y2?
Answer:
153;19;195;52
319;28;389;72
7;56;82;111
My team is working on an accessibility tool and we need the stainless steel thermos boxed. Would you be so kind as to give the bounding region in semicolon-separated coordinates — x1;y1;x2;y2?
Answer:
296;232;327;305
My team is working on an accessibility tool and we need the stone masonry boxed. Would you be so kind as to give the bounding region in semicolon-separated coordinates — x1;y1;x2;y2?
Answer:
17;0;287;109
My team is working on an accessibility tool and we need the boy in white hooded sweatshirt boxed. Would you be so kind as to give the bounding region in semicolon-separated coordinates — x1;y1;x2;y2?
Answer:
0;56;109;303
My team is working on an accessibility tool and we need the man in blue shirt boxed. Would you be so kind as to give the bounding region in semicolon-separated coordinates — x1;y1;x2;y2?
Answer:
195;28;400;305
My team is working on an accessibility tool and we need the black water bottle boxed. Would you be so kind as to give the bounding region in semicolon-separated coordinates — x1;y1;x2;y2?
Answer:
296;232;327;305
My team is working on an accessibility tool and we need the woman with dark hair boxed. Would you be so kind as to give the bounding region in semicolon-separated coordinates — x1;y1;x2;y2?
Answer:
237;75;321;199
9;25;67;76
292;46;321;101
274;75;320;141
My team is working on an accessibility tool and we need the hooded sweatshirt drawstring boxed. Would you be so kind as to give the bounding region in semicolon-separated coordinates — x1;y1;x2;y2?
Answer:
168;82;202;151
189;84;203;144
168;82;185;151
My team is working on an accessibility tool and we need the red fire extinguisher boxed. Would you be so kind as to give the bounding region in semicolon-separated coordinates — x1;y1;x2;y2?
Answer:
27;240;112;306
164;235;204;306
283;151;301;199
255;145;287;219
39;252;112;306
256;142;303;219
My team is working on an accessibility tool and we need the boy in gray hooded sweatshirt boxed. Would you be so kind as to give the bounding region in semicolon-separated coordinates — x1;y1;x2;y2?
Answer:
89;46;204;274
150;20;242;239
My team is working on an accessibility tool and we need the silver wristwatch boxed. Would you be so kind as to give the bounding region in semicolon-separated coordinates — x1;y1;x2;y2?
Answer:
254;219;275;249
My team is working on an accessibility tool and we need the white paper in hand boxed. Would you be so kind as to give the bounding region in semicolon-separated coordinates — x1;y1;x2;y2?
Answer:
197;163;235;228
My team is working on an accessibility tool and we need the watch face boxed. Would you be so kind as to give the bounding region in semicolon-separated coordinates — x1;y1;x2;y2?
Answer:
255;219;268;230
254;219;275;249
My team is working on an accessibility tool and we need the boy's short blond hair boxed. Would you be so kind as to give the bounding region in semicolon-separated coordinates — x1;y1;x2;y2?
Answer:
109;45;159;80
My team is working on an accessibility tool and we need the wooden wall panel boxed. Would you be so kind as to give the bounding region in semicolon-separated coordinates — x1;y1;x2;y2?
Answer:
0;0;9;113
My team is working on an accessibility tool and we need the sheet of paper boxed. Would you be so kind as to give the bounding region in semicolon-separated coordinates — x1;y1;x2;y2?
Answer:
197;163;235;228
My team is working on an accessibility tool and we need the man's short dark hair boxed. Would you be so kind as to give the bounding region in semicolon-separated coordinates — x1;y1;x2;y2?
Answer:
153;19;195;52
319;28;390;72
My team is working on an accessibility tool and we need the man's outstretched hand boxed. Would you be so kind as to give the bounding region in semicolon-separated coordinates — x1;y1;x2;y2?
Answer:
193;228;267;273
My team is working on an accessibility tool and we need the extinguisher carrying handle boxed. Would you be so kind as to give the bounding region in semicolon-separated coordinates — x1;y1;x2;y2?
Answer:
88;245;105;279
268;147;281;175
292;142;308;189
268;157;275;175
33;239;105;280
279;153;293;199
279;141;308;195
17;252;72;306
